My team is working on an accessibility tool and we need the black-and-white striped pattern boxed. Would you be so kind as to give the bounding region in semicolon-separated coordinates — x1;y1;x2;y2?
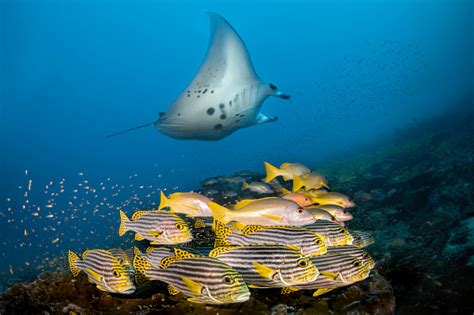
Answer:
222;226;327;257
134;254;250;304
294;252;372;290
304;220;354;246
125;211;193;244
74;249;135;294
210;245;319;288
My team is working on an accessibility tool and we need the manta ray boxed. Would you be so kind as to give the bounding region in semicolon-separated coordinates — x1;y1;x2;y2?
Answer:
107;13;290;141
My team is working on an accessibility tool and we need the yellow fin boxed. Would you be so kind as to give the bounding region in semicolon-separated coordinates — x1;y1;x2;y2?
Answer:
182;277;203;296
229;221;247;231
252;262;276;280
131;210;147;221
286;244;301;252
241;225;265;235
292;175;305;192
81;249;91;260
234;197;276;209
281;187;291;195
209;246;238;257
313;288;332;297
281;287;300;294
208;202;233;225
261;213;284;223
213;220;232;247
241;181;249;190
187;298;204;303
85;268;103;283
68;250;81;277
135;233;145;241
320;271;339;280
159;191;169;210
134;246;142;255
234;199;257;209
280;162;290;168
118;210;130;236
248;284;263;288
168;284;180;295
160;256;177;268
264;162;280;183
174;248;196;259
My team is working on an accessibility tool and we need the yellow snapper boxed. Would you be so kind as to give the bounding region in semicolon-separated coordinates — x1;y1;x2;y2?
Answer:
316;205;353;222
304;207;338;222
159;191;212;217
208;197;316;226
308;191;356;208
68;249;135;294
119;210;192;244
264;162;311;182
209;245;320;288
133;248;250;304
241;181;274;194
292;173;329;192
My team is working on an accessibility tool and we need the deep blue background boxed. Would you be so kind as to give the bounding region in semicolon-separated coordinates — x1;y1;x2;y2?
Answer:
0;0;472;282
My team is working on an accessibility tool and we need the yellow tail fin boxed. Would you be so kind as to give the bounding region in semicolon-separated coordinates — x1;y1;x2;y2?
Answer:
213;220;232;247
119;210;130;236
241;181;249;190
68;250;81;277
159;190;170;210
208;202;233;225
292;175;304;192
264;162;280;183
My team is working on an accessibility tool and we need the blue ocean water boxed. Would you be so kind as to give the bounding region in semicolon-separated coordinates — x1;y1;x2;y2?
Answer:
0;0;472;288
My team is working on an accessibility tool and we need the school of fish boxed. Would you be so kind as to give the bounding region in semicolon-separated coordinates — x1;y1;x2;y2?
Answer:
67;161;375;304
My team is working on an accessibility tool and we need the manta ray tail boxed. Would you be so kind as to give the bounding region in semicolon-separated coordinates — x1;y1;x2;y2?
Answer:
105;121;157;138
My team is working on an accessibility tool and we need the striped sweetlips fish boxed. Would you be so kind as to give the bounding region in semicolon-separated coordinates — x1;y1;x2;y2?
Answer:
282;251;373;296
68;249;135;294
133;248;250;304
108;247;135;275
213;221;327;257
209;244;322;288
349;230;374;248
304;220;354;246
118;209;192;244
325;245;375;269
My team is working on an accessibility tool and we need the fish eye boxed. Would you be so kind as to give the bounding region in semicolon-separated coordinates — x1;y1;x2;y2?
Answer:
223;276;234;284
113;270;121;277
353;260;362;267
297;207;304;214
298;259;308;268
118;258;124;264
362;253;370;260
175;223;184;230
338;227;345;233
314;238;322;245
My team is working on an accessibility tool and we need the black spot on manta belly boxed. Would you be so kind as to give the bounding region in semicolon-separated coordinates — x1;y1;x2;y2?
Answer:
220;114;227;120
214;123;223;130
207;108;215;115
219;103;225;109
